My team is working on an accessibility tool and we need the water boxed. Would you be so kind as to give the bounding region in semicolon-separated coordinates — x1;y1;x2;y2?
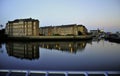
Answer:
0;39;120;71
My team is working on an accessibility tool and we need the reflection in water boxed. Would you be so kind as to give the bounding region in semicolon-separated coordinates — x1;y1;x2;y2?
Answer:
0;43;1;48
0;40;120;71
5;40;91;60
0;42;3;53
6;42;39;60
39;40;91;53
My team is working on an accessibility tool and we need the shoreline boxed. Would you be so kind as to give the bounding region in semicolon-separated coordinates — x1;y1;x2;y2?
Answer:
6;35;92;41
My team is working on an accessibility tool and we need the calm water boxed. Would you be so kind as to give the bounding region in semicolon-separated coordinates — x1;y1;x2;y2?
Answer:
0;39;120;71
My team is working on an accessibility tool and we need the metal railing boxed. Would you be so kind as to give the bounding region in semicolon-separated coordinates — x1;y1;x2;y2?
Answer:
0;69;120;76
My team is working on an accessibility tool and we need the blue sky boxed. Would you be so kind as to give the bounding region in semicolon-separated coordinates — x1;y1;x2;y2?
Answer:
0;0;120;32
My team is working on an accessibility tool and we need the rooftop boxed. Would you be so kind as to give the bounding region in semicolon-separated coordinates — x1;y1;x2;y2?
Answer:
8;18;39;23
40;24;84;28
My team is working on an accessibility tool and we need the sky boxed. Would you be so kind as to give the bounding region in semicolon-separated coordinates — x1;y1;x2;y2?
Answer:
0;0;120;32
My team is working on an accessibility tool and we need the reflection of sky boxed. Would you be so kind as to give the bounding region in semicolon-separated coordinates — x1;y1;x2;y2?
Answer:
0;40;120;70
0;0;120;32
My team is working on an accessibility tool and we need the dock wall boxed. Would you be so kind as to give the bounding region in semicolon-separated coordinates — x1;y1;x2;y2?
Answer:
7;35;92;41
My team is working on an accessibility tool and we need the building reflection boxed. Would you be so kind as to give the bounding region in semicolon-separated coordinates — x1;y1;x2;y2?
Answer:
6;42;39;60
0;43;2;53
6;40;91;60
0;43;1;48
39;40;91;53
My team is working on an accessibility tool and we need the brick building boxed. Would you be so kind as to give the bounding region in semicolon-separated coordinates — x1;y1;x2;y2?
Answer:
5;18;39;36
40;24;88;36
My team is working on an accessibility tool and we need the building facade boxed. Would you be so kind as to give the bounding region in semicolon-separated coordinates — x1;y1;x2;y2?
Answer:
5;18;39;36
90;29;104;37
40;24;88;36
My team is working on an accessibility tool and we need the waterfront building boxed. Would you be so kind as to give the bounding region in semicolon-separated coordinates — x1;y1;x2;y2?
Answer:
90;29;100;37
5;18;39;36
116;32;120;38
90;29;105;38
40;24;88;36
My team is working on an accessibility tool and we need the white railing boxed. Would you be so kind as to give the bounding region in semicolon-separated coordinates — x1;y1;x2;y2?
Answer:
0;69;120;76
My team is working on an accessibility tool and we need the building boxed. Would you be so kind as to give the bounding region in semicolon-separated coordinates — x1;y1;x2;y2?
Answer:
90;29;105;37
5;18;39;36
40;24;88;36
116;32;120;38
90;30;99;37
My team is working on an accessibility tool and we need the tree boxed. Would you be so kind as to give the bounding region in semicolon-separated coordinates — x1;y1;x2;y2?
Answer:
0;24;3;30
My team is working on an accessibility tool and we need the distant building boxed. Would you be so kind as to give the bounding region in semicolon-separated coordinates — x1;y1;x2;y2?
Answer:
90;30;99;37
116;32;120;38
5;18;39;36
90;29;105;37
40;24;88;36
